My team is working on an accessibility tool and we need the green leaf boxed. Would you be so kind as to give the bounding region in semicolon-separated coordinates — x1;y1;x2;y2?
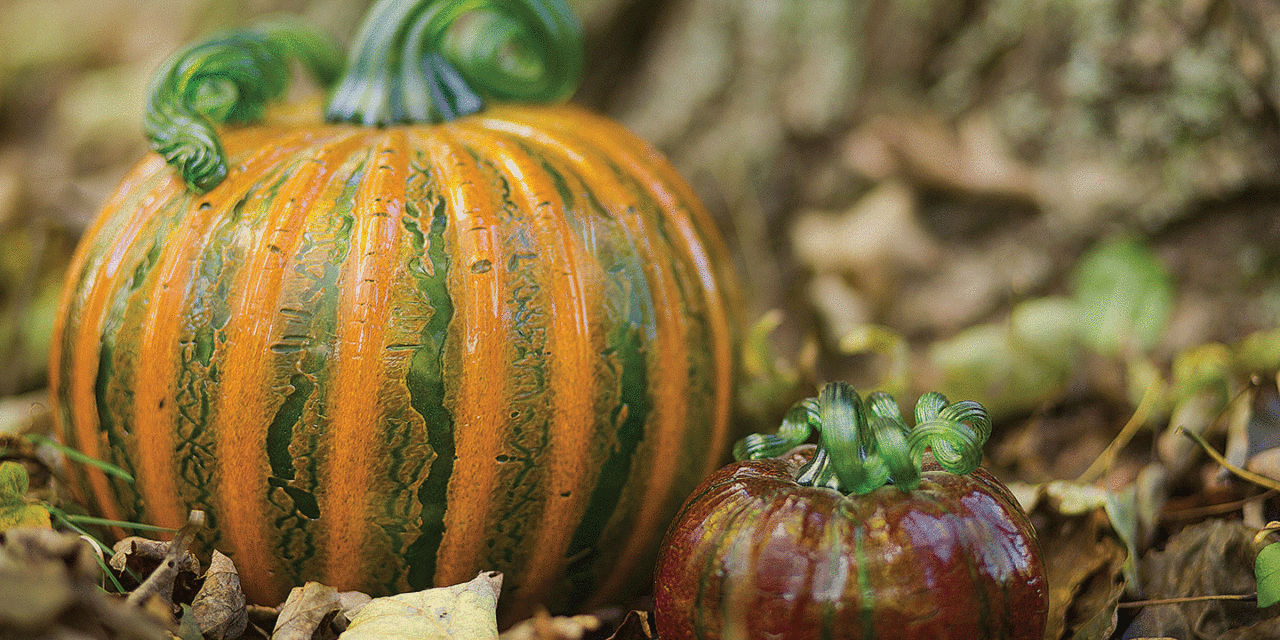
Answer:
1071;237;1173;356
175;604;204;640
1256;543;1280;608
928;297;1078;419
0;461;51;531
1237;328;1280;373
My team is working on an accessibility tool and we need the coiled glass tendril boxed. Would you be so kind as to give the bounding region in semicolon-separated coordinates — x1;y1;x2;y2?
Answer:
734;382;991;495
143;19;343;193
325;0;582;125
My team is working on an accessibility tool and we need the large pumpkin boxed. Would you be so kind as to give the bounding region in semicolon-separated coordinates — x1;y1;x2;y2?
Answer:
48;0;737;621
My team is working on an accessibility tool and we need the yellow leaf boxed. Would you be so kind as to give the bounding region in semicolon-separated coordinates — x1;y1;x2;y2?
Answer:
0;461;50;531
342;571;502;640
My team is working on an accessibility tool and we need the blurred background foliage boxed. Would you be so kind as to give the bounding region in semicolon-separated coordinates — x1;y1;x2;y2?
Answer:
6;1;1280;636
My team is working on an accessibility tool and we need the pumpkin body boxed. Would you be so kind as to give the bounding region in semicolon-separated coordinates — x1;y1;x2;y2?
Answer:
654;446;1048;640
49;103;737;619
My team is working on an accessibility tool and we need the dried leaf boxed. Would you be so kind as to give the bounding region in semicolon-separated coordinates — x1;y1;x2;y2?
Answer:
0;527;169;640
246;603;282;634
1065;575;1125;640
1130;520;1280;638
1;527;100;583
273;581;342;640
499;609;601;640
1034;504;1127;640
0;553;73;629
342;571;502;640
605;610;655;640
1160;387;1229;478
789;180;937;280
1246;379;1280;474
109;536;201;602
1043;481;1110;515
191;550;246;640
339;590;372;621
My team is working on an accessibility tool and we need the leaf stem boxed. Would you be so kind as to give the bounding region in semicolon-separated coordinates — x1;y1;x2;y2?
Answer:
1077;375;1161;484
1180;427;1280;493
1160;489;1276;521
1116;593;1256;608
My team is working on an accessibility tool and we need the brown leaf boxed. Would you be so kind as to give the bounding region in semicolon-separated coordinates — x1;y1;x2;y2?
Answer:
2;527;99;584
1065;559;1126;640
272;581;343;640
1128;520;1280;639
191;550;246;640
499;608;602;640
1033;503;1128;640
605;610;654;640
120;511;206;619
0;554;73;630
243;604;281;639
0;527;169;640
109;536;201;602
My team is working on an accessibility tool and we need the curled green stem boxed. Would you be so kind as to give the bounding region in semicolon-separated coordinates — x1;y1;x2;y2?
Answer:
732;397;818;461
144;18;343;193
735;382;990;495
325;0;583;125
145;1;583;193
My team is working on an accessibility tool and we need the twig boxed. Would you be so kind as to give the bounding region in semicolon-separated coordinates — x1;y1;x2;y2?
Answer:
125;510;206;608
1160;489;1277;521
1077;378;1161;484
1180;428;1280;493
1117;593;1256;608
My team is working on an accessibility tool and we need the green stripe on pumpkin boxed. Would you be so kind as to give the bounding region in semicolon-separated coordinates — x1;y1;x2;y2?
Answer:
562;318;649;600
402;190;456;591
856;526;876;639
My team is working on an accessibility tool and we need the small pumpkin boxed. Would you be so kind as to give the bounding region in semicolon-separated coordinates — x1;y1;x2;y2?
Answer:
48;0;737;622
653;382;1047;640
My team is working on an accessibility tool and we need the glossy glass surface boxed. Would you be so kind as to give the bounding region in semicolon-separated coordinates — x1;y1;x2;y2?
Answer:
654;446;1048;640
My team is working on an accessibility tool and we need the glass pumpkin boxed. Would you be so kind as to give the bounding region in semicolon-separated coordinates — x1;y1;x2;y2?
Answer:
49;0;737;623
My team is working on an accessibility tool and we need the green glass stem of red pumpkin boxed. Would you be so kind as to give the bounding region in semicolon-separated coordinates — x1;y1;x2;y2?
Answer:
733;382;993;495
143;0;583;193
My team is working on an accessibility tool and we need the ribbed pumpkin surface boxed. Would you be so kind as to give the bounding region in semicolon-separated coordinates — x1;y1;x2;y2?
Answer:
49;103;736;618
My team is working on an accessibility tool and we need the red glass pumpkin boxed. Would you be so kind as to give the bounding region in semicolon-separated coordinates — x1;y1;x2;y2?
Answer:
653;383;1048;640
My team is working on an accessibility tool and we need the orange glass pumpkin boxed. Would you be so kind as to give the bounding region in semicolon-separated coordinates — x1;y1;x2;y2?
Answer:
49;0;737;622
